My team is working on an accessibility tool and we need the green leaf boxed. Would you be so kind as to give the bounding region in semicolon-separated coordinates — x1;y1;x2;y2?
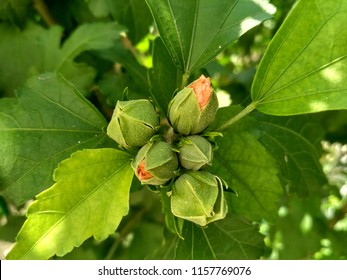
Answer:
148;38;181;114
252;0;347;115
0;73;108;205
0;0;31;24
146;0;275;74
85;0;110;18
254;114;327;196
6;148;133;260
210;107;283;222
269;196;324;259
175;215;264;259
0;21;125;95
0;215;26;242
98;40;150;100
108;0;153;44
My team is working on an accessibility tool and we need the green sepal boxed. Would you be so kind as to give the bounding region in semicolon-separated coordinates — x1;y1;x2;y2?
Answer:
131;141;179;185
171;171;228;226
177;135;213;170
107;99;159;149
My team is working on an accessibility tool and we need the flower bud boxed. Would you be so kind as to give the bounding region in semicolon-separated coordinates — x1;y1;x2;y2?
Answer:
178;135;213;170
168;75;218;135
131;141;179;185
107;99;159;149
171;171;227;226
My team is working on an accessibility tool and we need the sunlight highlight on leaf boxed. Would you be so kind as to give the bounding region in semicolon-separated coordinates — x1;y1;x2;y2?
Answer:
146;0;275;75
252;0;347;115
6;149;133;260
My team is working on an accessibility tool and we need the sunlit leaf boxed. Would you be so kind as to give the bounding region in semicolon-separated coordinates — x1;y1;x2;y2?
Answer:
6;148;133;260
252;0;347;115
146;0;275;75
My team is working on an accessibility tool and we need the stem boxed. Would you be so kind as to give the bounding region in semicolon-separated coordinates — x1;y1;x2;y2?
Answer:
104;208;146;260
32;0;56;27
181;72;190;88
216;102;257;132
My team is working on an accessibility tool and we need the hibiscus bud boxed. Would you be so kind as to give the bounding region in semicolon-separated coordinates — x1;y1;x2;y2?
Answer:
178;135;213;170
171;171;227;226
131;141;179;185
107;99;159;149
168;75;218;135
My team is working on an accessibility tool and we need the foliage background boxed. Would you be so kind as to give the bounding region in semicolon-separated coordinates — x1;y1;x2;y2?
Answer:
0;0;347;260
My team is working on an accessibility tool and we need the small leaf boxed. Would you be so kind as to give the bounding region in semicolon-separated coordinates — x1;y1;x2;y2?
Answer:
0;73;108;205
175;215;264;260
6;148;133;260
146;0;275;74
252;0;347;115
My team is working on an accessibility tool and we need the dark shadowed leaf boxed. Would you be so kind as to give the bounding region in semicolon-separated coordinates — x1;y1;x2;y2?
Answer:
175;215;264;259
148;38;182;114
253;113;327;196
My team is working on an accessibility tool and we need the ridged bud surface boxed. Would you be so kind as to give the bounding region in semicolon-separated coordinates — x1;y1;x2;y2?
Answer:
131;141;179;185
171;171;227;226
107;99;159;149
178;135;213;170
168;75;218;135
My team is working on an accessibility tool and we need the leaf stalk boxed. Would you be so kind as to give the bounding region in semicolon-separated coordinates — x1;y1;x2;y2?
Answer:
216;102;257;132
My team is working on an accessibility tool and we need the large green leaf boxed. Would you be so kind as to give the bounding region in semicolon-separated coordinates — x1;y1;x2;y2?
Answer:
214;132;282;222
6;148;133;260
146;0;275;75
0;73;108;205
0;21;125;95
254;113;327;196
175;215;264;259
210;106;283;222
252;0;347;115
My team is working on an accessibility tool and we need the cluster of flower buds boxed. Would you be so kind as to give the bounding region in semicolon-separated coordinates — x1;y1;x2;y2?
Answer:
107;75;227;227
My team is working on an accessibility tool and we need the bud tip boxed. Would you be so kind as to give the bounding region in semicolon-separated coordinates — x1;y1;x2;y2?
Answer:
188;74;213;110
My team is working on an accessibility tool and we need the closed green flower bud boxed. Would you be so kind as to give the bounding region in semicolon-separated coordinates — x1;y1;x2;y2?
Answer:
171;171;227;226
178;135;213;170
107;99;159;149
168;75;218;135
131;141;179;185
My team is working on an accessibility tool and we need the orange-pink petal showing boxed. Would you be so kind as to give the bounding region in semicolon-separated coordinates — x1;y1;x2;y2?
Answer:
188;75;213;110
137;160;153;180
